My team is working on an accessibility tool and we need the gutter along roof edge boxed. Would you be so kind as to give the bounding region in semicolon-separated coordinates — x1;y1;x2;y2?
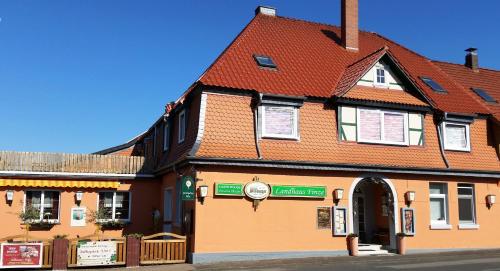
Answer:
0;171;156;180
185;157;500;178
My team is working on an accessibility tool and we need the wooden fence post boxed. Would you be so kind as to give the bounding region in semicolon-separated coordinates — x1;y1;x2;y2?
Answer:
52;238;69;270
126;236;141;267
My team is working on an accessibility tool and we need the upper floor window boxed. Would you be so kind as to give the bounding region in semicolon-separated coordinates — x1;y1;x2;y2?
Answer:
375;66;386;86
163;122;170;152
429;183;449;227
178;110;186;143
357;107;408;145
25;190;60;222
442;122;470;152
261;105;298;139
98;191;131;221
458;184;476;225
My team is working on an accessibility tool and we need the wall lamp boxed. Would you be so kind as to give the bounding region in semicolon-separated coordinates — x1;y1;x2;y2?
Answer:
334;189;344;205
198;185;209;204
6;190;14;205
486;194;496;209
405;191;416;206
75;191;83;206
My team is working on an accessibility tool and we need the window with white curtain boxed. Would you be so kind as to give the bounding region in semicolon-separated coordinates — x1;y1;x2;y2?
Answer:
357;108;408;145
261;105;298;139
458;184;476;224
98;192;131;221
443;122;470;151
25;190;60;222
429;183;449;226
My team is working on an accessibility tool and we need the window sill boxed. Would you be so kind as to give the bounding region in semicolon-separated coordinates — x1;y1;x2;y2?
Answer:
444;148;470;152
429;224;452;230
458;224;480;230
261;135;300;141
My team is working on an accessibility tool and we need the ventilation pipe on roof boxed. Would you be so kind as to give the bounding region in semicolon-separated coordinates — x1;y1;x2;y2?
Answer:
255;6;276;16
341;0;359;51
465;48;479;72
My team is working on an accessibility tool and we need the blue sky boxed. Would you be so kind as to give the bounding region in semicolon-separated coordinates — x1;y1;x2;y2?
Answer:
0;0;498;153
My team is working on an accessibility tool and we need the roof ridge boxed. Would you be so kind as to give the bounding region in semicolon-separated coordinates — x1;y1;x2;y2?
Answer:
432;59;500;73
275;15;374;35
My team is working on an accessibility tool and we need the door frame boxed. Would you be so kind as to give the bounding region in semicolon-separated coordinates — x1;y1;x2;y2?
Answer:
348;174;399;249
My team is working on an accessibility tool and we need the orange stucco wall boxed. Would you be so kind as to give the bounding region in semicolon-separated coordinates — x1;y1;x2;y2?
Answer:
0;179;161;239
193;167;500;253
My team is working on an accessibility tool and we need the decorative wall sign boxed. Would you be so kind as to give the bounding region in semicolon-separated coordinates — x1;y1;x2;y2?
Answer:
401;208;416;235
317;207;331;229
332;206;348;236
215;183;244;196
0;243;43;268
76;241;117;266
270;185;327;198
71;207;86;227
244;181;270;200
181;176;195;201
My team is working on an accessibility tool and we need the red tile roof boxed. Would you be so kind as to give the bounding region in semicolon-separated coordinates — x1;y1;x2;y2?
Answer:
198;14;491;116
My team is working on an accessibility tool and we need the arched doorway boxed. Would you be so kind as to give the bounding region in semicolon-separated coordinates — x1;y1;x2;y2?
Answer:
348;175;398;250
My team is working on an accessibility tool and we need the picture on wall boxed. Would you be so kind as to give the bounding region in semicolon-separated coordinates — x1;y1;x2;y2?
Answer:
317;207;331;229
401;208;415;235
332;206;347;236
71;207;86;227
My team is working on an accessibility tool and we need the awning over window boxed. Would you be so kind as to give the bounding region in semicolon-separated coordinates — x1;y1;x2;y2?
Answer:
0;179;120;188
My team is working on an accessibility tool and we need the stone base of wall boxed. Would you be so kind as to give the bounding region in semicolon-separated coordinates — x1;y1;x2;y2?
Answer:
190;250;349;264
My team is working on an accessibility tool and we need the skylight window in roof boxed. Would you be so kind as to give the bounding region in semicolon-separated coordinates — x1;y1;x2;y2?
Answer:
254;55;277;68
472;88;497;103
420;77;446;93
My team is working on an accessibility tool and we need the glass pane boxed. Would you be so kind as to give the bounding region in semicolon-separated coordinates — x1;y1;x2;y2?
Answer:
98;192;114;219
445;124;467;149
264;106;295;136
458;187;473;196
429;183;445;194
359;109;381;141
377;69;385;84
26;191;42;209
430;198;446;222
458;198;474;223
384;113;405;142
43;191;60;220
115;192;130;220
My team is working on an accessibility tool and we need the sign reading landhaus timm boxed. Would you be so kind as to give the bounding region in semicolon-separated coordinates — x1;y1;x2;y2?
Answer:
270;185;327;198
215;183;244;196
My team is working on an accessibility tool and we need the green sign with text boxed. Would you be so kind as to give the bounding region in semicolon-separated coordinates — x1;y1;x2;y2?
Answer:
215;183;244;196
181;176;195;200
270;185;327;198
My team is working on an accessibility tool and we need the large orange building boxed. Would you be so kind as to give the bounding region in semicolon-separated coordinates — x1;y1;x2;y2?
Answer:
1;0;500;264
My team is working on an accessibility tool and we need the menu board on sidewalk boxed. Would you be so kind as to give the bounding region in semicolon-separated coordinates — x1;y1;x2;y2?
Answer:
0;243;43;269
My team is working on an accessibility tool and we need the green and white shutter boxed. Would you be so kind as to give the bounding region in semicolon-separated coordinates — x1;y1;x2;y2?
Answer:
339;106;357;141
408;113;424;146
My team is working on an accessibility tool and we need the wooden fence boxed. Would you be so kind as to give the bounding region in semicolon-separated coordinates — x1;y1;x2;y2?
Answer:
0;234;53;268
0;151;151;174
140;233;187;265
67;234;127;268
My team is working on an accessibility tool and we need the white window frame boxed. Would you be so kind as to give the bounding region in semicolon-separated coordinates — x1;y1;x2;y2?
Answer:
163;122;170;152
442;121;470;152
23;190;61;223
178;110;186;144
97;191;132;222
373;64;388;87
356;107;409;146
457;184;476;225
429;183;450;228
260;105;299;140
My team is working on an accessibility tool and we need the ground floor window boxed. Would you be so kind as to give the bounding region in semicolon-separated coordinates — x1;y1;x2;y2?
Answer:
98;191;131;221
25;190;60;222
429;183;449;226
458;184;476;224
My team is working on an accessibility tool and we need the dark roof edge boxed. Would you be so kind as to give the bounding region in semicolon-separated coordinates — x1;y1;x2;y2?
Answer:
93;133;143;155
183;157;500;178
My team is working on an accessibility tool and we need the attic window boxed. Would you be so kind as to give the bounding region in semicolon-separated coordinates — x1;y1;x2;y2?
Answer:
472;88;497;103
254;55;277;68
420;77;446;93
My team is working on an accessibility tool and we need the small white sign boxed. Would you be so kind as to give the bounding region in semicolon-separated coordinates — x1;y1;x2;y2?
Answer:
244;181;270;200
77;241;117;266
71;207;86;227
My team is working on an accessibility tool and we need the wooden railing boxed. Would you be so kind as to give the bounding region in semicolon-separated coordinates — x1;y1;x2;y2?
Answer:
67;234;126;268
140;233;187;265
0;234;53;268
0;151;151;174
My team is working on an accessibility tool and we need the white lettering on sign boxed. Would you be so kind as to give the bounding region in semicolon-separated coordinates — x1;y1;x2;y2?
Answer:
244;181;270;200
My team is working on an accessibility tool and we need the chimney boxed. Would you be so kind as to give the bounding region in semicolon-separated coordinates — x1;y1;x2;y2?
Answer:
255;6;276;16
465;48;479;71
341;0;359;51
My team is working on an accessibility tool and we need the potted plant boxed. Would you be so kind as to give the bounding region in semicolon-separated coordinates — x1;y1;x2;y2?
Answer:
347;233;359;256
18;205;53;234
397;233;407;255
88;209;127;234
